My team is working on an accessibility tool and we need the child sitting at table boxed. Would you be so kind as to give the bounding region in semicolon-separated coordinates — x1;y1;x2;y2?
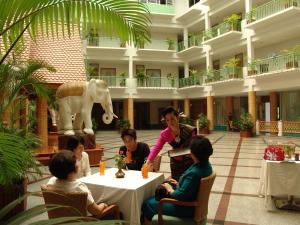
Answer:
46;150;108;216
66;135;91;178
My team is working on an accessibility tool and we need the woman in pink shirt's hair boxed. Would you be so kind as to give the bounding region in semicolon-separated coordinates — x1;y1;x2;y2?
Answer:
146;106;197;181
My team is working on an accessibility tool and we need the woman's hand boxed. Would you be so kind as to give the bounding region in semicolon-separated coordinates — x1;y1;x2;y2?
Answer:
145;160;153;172
167;178;178;186
162;183;174;195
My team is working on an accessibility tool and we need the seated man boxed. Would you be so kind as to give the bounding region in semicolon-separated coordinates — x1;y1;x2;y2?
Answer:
141;135;213;225
46;150;108;216
119;129;150;170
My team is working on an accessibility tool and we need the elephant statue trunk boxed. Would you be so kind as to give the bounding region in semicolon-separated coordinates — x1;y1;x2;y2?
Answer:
101;91;118;124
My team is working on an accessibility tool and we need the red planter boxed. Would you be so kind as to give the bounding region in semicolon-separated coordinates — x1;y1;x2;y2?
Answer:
199;127;209;134
240;130;253;138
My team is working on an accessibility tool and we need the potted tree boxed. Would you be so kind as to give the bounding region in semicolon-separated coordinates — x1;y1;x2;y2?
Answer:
197;113;209;134
166;38;175;50
246;7;257;24
248;59;260;76
0;60;55;220
117;119;131;132
167;73;176;87
224;14;241;31
238;113;254;137
224;57;240;78
136;70;146;87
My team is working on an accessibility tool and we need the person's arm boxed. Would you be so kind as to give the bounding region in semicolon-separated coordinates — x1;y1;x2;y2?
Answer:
83;152;91;176
170;172;200;201
87;202;108;216
147;130;168;162
136;143;150;170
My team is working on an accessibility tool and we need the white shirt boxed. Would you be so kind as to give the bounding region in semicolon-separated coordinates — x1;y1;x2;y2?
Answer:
46;177;94;205
76;151;91;179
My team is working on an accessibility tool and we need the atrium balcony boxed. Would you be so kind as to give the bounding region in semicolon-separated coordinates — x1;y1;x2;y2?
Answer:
89;75;127;88
141;0;175;17
178;75;203;88
136;39;176;58
177;35;205;62
203;67;244;85
136;76;178;89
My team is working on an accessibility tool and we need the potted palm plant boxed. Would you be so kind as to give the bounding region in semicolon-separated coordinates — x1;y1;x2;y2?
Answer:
136;70;146;86
165;38;175;50
238;113;254;137
224;57;240;78
197;113;209;134
0;60;55;220
224;14;241;31
246;7;257;24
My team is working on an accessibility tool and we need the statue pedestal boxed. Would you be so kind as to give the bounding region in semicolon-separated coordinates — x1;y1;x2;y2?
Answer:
58;134;102;165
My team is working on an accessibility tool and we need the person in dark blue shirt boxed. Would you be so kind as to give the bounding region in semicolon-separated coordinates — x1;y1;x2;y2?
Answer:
141;135;213;224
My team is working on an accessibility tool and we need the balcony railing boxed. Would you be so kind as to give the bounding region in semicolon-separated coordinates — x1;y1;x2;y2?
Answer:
179;75;203;88
143;38;174;50
87;37;124;48
177;41;185;52
140;0;175;14
203;21;241;41
204;67;243;83
188;35;202;47
248;53;300;76
88;75;126;87
136;76;178;88
247;0;300;23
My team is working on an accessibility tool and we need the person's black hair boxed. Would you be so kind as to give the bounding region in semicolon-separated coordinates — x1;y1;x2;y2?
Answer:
162;106;179;118
190;135;213;162
66;136;84;151
49;150;77;179
121;128;137;140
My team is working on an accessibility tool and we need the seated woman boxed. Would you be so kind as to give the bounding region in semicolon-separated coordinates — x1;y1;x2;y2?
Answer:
141;135;213;225
47;150;108;216
66;135;91;178
119;129;150;170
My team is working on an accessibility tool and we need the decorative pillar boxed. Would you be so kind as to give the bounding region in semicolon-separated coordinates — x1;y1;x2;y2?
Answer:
225;96;233;116
206;48;212;69
128;97;134;129
184;62;189;78
128;56;133;79
248;91;257;132
207;96;214;131
270;92;278;121
183;28;188;49
36;96;48;148
172;100;179;111
20;97;29;129
184;97;190;117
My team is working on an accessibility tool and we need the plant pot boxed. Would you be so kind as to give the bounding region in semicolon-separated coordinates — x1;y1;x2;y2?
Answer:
240;130;253;138
115;168;125;178
0;179;27;220
199;127;209;134
248;70;257;76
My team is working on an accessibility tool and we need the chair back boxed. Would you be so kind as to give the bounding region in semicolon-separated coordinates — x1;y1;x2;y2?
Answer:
153;155;162;172
194;171;216;222
41;184;88;218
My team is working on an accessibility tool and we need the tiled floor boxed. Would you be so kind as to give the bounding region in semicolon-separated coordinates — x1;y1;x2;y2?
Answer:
25;131;300;225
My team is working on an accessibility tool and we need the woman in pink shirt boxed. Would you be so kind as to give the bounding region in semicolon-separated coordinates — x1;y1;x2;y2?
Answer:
146;106;197;181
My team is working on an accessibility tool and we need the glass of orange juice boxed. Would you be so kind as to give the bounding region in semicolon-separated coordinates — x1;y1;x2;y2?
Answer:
99;161;105;175
141;163;148;178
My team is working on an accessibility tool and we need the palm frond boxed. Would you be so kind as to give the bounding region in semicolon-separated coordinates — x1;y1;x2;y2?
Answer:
0;0;151;56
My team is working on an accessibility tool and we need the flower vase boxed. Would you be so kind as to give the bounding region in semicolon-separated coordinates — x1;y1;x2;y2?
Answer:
115;168;125;178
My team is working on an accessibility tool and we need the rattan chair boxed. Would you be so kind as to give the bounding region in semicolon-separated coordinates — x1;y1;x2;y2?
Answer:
41;184;120;220
152;171;216;225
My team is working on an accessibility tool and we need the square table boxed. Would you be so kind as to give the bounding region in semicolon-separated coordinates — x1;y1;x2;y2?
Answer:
80;168;164;225
258;160;300;210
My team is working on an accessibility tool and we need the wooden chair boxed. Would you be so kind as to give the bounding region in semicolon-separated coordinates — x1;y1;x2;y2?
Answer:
152;171;216;225
41;184;120;220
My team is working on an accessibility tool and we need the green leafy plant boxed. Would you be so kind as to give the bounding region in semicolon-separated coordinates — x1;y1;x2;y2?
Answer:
114;154;126;169
0;0;151;65
180;116;193;125
119;72;126;86
117;119;130;130
165;38;175;50
224;14;241;30
197;113;209;129
246;7;257;23
166;73;176;87
238;113;254;131
189;69;198;77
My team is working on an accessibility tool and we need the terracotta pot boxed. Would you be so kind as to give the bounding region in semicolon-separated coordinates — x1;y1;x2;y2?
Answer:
115;168;125;178
240;130;253;138
0;179;27;220
199;127;209;134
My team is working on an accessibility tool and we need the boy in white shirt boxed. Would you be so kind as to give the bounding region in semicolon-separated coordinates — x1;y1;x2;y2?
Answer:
66;136;91;178
47;150;107;216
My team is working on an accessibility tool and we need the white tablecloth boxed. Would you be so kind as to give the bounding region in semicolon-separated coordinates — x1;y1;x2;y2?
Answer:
258;160;300;209
80;168;164;225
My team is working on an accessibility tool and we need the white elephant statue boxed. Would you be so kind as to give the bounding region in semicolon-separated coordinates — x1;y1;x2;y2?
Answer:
56;79;117;135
